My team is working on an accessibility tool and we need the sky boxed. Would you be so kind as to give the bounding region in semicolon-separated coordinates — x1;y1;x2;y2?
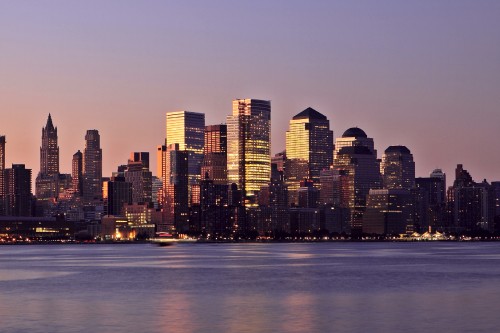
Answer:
1;0;499;185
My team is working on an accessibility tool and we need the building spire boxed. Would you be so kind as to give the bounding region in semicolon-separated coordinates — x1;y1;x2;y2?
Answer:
46;113;54;131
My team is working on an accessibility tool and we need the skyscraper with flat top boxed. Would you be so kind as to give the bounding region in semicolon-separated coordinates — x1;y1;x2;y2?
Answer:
227;99;271;205
165;111;205;188
72;150;83;195
202;124;227;185
5;164;32;216
83;130;102;201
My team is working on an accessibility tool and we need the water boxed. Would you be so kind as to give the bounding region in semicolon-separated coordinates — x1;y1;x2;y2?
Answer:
1;242;500;333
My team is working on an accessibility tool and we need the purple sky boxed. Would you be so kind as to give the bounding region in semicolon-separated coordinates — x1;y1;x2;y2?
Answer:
1;0;499;184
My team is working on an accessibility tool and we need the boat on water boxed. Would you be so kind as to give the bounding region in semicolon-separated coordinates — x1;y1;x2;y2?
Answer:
150;232;198;246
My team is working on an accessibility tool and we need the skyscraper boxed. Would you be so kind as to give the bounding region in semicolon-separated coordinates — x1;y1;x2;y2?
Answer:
35;114;60;199
201;124;227;185
333;145;381;234
83;130;103;201
285;107;333;205
125;152;152;204
161;144;189;232
4;164;32;216
450;164;495;232
381;145;415;190
0;136;5;216
72;150;83;195
334;127;376;160
227;99;271;204
39;114;59;176
165;111;205;188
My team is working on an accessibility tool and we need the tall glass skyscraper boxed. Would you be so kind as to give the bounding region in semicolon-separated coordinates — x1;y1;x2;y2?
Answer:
285;107;333;205
227;99;271;204
83;129;103;201
202;124;227;185
165;111;205;189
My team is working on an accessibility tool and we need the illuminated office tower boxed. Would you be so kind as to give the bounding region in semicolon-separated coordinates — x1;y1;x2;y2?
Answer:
285;107;333;205
334;146;382;234
381;145;415;190
201;124;227;185
35;114;60;199
83;130;103;201
165;111;205;189
72;150;83;195
0;136;5;215
334;127;376;160
227;99;271;205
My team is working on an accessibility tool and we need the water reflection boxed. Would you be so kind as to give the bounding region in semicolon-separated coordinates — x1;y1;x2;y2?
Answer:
1;243;500;332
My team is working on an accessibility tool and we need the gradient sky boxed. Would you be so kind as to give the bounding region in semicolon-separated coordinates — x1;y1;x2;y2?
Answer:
1;0;499;185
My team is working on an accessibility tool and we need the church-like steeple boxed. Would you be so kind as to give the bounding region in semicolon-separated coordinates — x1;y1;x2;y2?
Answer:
45;113;55;131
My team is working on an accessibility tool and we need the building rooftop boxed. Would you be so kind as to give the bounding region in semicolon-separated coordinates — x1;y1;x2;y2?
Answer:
293;107;327;120
384;145;411;154
342;127;367;138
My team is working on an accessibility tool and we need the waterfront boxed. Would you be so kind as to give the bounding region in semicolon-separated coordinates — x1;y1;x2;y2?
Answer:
1;243;500;333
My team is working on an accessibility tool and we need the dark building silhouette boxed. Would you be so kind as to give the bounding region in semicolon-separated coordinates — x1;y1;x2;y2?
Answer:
363;189;413;235
5;164;32;216
83;130;102;201
161;144;189;233
415;169;447;231
0;136;5;216
449;164;495;232
333;143;382;234
381;145;415;190
104;174;132;216
72;150;83;195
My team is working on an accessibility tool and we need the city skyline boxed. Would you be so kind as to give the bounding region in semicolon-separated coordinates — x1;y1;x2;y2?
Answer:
1;1;499;183
0;103;498;185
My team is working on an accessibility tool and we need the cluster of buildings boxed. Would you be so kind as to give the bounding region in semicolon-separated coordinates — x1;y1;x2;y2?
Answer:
1;99;499;241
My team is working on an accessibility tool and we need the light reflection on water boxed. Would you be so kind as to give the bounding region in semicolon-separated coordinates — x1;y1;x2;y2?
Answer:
1;243;500;333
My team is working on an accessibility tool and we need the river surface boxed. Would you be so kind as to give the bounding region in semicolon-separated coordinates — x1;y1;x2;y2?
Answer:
1;242;500;333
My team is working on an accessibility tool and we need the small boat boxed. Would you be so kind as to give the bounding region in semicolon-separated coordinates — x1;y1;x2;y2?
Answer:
150;232;198;246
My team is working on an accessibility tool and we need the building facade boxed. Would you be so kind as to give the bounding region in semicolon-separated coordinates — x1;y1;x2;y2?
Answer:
381;145;415;190
227;99;271;205
165;111;205;189
201;124;227;185
35;114;60;200
83;130;103;201
285;107;333;205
